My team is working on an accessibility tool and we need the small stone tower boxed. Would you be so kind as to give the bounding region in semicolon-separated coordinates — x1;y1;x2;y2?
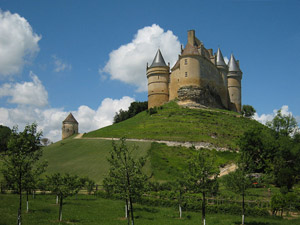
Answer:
227;54;243;112
62;113;78;140
216;48;229;108
146;49;170;109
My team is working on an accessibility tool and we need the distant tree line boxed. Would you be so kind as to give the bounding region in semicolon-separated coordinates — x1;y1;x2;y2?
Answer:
113;101;148;124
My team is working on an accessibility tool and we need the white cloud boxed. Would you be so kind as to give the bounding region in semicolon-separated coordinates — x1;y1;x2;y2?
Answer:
254;105;297;125
0;71;48;107
52;55;72;72
0;10;41;77
0;96;135;142
100;24;181;92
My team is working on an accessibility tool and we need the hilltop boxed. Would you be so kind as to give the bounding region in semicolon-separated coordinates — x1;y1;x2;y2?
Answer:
84;101;264;150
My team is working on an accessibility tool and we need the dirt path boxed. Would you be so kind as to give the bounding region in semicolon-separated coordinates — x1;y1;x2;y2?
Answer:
75;134;230;151
219;163;237;177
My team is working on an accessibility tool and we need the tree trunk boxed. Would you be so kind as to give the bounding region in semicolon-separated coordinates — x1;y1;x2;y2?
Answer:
129;196;134;225
56;195;58;204
242;190;245;225
59;195;63;221
202;192;205;225
125;199;130;225
179;204;182;218
26;191;29;213
17;170;22;225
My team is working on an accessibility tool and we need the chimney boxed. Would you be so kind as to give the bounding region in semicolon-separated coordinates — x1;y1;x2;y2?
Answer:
187;30;195;46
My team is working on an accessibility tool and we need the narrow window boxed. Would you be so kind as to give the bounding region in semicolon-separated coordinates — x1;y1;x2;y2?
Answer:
185;72;188;77
184;59;188;65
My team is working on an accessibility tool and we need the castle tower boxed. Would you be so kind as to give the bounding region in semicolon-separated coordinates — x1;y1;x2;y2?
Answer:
227;54;243;112
216;48;229;108
146;49;170;109
62;113;78;140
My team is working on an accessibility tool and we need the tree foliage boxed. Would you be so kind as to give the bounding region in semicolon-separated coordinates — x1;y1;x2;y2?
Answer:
113;101;148;124
266;109;298;137
238;126;276;173
1;123;46;225
239;110;300;192
184;151;219;225
0;125;11;153
241;105;256;118
103;138;148;225
46;173;84;221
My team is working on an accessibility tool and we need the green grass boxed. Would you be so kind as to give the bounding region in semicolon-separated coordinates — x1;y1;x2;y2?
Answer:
149;142;238;182
41;138;152;184
1;194;299;225
84;101;265;150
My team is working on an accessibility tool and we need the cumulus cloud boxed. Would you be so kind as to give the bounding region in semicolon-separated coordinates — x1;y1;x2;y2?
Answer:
52;55;72;72
0;71;48;107
0;96;135;142
254;105;297;125
100;24;181;92
0;10;41;77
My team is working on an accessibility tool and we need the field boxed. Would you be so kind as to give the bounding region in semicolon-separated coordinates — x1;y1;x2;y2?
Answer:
1;194;299;225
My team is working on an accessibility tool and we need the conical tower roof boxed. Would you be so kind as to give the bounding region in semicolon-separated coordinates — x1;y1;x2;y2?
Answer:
149;49;167;68
216;48;226;66
228;54;241;72
63;113;78;124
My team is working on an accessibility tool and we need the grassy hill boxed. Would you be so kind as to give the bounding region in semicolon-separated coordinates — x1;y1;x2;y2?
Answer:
41;101;264;184
42;137;152;184
85;101;264;150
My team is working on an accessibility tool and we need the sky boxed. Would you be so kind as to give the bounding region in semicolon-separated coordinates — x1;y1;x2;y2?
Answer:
0;0;299;142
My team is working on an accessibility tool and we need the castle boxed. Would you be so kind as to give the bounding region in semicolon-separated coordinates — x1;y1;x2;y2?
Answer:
146;30;243;112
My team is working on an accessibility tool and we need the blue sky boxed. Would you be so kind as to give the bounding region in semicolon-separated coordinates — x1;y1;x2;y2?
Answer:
0;0;299;141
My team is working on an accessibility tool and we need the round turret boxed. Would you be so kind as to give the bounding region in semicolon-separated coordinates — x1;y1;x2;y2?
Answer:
227;54;243;112
216;48;229;108
62;113;78;140
147;49;170;109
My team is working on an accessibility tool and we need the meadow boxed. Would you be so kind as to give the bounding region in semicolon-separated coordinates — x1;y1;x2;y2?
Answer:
1;194;299;225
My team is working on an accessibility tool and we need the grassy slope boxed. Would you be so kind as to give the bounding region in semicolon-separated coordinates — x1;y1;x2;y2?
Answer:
1;194;298;225
149;142;238;182
84;101;264;149
42;137;151;184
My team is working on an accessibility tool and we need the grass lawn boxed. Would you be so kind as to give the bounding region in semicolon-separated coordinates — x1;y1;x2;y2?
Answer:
1;194;299;225
84;101;265;150
41;138;152;184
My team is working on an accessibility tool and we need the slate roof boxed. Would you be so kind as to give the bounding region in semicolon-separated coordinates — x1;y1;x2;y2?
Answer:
63;113;78;124
216;48;226;66
228;54;241;72
149;49;167;68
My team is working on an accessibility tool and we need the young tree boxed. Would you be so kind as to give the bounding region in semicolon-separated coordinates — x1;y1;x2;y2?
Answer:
103;138;148;225
241;105;256;118
223;153;252;225
173;179;186;218
46;173;83;221
1;123;46;225
184;151;219;225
